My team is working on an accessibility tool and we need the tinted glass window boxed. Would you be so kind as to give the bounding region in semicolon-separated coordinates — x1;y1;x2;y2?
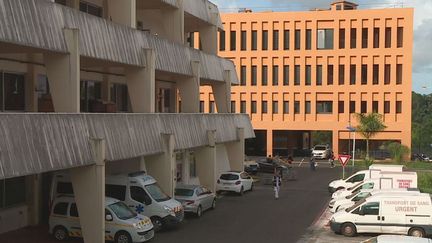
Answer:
106;184;126;201
175;188;194;197
220;174;239;180
362;202;380;215
57;182;74;194
130;186;151;204
70;203;79;217
53;202;69;215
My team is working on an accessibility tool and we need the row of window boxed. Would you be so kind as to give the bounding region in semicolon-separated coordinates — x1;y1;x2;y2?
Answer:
201;100;402;115
220;27;404;51
239;64;403;86
55;0;103;17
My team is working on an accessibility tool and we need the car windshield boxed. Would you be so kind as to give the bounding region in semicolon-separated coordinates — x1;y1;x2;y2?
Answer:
348;182;362;191
353;192;371;201
109;202;137;220
345;198;366;212
145;183;171;202
220;174;239;180
175;188;194;197
314;146;327;150
346;192;359;199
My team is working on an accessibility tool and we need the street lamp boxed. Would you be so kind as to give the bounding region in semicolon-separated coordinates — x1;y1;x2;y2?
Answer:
347;126;356;168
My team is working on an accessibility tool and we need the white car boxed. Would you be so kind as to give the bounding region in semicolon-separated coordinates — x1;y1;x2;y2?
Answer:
312;145;331;159
216;171;254;195
362;235;432;243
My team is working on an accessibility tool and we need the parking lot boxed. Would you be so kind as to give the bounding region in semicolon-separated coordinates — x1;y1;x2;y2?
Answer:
0;163;339;243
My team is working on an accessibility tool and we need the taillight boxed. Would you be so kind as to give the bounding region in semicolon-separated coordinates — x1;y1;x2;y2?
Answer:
185;200;194;205
217;179;220;184
235;181;241;185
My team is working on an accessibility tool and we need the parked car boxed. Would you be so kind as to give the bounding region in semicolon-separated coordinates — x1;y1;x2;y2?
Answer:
216;171;253;195
257;157;287;173
244;160;259;175
312;144;331;159
362;235;432;243
49;196;154;243
174;185;216;217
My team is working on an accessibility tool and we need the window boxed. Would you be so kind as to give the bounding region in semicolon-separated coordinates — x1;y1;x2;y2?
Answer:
396;64;402;84
361;65;368;85
336;5;342;10
131;186;151;204
361;202;380;215
294;101;300;114
240;66;246;86
294;65;301;85
251;31;257;50
262;30;268;50
305;65;311;85
219;31;225;51
361;101;367;113
373;64;379;85
349;101;356;113
273;30;279;50
362;28;368;48
397;27;403;48
106;184;126;201
110;83;129;112
283;65;289;86
56;182;73;194
327;65;334;85
241;31;247;51
188;32;195;48
209;101;215;113
272;101;278;114
251;101;257;114
80;80;101;112
230;31;236;51
262;101;268;114
373;101;379;113
317;29;334;49
283;101;289;114
385;27;391;48
80;1;102;17
240;101;246;113
350;28;357;49
295;30;301;50
0;73;25;112
251;66;257;86
396;101;402;114
272;65;279;86
339;29;345;49
384;101;390;113
0;177;26;208
316;65;323;86
284;30;290;50
262;65;268;86
70;203;79;217
306;29;312;50
317;101;333;114
384;64;391;85
199;101;204;113
53;202;69;215
347;174;365;183
350;65;356;85
231;101;236;113
373;28;380;48
339;65;345;85
338;101;344;113
305;101;311;114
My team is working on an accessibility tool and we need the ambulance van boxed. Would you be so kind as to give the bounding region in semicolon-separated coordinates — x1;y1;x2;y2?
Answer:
330;193;432;237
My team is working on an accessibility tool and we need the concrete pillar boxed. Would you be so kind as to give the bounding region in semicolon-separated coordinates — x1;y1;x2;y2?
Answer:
333;130;339;156
145;134;176;197
182;152;191;184
26;174;41;226
44;28;80;112
161;0;184;44
195;130;217;193
198;14;218;55
226;128;245;171
178;61;200;113
25;63;38;112
101;74;110;103
126;48;155;113
107;0;136;28
70;138;105;243
211;70;232;113
267;129;273;157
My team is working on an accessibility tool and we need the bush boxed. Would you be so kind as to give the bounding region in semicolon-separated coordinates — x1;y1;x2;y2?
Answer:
386;142;410;164
363;158;374;167
418;172;432;193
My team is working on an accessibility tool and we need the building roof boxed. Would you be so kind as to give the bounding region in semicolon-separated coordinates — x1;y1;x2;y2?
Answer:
330;1;358;6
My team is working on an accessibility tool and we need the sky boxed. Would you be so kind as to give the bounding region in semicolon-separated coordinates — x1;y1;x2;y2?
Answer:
212;0;432;94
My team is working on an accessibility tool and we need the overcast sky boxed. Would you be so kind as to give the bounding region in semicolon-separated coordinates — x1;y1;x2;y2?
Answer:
212;0;432;94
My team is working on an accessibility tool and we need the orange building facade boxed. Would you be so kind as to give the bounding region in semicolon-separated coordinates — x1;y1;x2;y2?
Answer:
200;1;413;158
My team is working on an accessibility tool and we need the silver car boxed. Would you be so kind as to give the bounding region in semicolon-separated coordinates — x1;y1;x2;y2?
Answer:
174;185;216;217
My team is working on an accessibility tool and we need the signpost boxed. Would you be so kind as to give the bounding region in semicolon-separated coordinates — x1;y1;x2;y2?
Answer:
347;126;357;169
339;154;351;179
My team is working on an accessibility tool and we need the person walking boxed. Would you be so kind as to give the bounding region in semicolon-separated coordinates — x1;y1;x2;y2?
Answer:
309;156;316;171
329;151;335;168
273;168;282;199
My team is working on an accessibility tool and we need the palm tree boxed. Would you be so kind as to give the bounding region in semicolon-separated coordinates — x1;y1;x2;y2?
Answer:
355;113;387;159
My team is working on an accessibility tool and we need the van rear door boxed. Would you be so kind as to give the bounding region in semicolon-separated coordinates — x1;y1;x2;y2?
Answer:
379;178;393;189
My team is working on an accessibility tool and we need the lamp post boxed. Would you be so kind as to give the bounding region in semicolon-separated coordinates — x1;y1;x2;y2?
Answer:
347;126;356;168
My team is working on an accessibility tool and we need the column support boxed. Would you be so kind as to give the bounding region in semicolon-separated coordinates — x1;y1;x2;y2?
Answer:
267;129;273;157
178;61;200;113
226;128;245;171
211;70;232;113
195;130;217;193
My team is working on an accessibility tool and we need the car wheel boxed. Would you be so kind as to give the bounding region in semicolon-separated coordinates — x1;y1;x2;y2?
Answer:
239;186;244;196
341;223;356;237
409;227;425;238
115;231;132;243
150;216;163;232
196;205;203;218
211;199;216;209
53;226;68;241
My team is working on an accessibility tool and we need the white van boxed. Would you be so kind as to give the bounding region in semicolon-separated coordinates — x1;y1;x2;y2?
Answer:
49;196;154;243
328;165;404;193
330;193;432;237
329;188;421;213
51;171;184;231
331;172;418;200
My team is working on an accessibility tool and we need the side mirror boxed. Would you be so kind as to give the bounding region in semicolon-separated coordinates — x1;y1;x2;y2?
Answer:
105;214;113;221
144;196;152;206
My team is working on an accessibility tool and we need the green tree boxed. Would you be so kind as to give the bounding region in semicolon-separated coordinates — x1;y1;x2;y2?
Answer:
386;142;410;164
355;113;387;159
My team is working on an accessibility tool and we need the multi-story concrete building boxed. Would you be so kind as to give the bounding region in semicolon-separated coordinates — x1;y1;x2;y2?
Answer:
0;0;253;241
201;1;413;158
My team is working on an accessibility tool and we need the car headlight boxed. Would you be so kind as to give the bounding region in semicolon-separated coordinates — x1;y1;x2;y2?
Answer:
329;200;335;206
163;206;176;216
